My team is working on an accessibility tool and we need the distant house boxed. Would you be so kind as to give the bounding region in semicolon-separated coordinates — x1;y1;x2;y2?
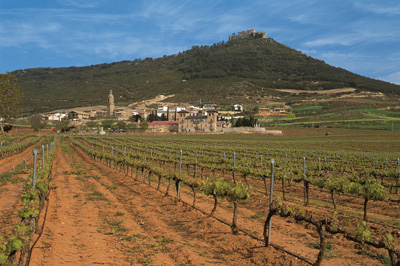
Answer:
259;108;273;115
148;121;179;133
47;113;67;121
273;108;286;113
114;108;133;120
136;108;151;120
233;104;243;112
203;103;217;110
258;107;286;116
94;110;107;117
68;111;90;120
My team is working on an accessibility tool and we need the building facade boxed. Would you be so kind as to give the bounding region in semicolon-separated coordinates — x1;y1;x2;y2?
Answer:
178;110;218;133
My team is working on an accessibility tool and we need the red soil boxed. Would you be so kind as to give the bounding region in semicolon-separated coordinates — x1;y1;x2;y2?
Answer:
2;137;392;265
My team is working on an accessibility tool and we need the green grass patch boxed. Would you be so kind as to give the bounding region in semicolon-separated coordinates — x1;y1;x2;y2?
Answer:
106;220;122;227
122;234;148;242
308;241;337;258
292;105;324;111
158;236;174;246
84;175;101;180
137;256;152;266
0;172;24;185
107;185;118;190
250;212;267;219
86;190;107;201
357;248;391;265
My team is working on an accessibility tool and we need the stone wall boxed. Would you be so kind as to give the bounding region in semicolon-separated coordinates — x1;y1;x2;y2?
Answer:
223;127;282;135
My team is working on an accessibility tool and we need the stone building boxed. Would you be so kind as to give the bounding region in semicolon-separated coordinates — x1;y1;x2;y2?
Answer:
107;90;115;117
229;29;267;41
178;110;219;133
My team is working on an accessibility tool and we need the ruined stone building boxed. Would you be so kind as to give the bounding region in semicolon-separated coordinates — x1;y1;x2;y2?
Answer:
229;29;267;41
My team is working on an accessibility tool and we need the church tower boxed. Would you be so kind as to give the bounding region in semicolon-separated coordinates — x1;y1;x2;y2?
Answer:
108;90;115;117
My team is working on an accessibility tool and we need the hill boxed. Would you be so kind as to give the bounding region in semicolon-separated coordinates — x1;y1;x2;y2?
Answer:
13;33;400;114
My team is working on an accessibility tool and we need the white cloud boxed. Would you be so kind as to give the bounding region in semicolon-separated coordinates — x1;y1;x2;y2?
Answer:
0;22;61;48
304;34;359;47
352;1;400;16
380;71;400;85
56;0;98;8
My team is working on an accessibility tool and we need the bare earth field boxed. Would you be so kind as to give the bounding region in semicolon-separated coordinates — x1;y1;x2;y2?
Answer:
29;139;302;266
2;131;398;266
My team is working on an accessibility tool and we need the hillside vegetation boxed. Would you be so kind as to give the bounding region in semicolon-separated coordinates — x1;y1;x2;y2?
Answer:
13;35;400;114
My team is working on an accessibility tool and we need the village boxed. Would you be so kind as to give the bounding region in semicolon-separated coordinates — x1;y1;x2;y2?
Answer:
41;90;286;134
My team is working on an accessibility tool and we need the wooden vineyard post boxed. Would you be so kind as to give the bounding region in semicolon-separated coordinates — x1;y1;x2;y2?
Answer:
232;151;236;183
303;157;306;205
194;152;198;178
398;158;400;181
177;150;182;200
124;147;127;170
46;144;49;160
32;149;38;191
40;145;44;169
142;148;147;183
111;146;114;168
267;159;275;247
398;158;400;193
318;157;321;173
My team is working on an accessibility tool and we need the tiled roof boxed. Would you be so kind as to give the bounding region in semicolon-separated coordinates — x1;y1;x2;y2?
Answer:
186;115;207;119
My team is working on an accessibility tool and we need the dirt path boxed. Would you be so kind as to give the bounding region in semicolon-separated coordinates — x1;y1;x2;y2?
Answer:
30;138;303;266
30;139;162;265
275;88;356;94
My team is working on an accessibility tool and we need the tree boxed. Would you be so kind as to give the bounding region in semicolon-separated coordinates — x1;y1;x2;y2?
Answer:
128;122;138;130
140;120;148;131
54;120;71;132
117;121;127;130
0;73;23;133
234;116;257;127
252;106;260;114
86;120;99;128
129;114;141;122
235;118;243;127
147;113;160;122
161;113;168;121
29;114;47;133
101;119;114;129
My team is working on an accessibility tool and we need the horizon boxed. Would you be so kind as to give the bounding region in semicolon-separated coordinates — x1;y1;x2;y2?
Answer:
1;0;399;85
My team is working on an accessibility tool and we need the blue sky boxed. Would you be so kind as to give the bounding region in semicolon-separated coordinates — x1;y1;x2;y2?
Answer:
1;0;399;84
